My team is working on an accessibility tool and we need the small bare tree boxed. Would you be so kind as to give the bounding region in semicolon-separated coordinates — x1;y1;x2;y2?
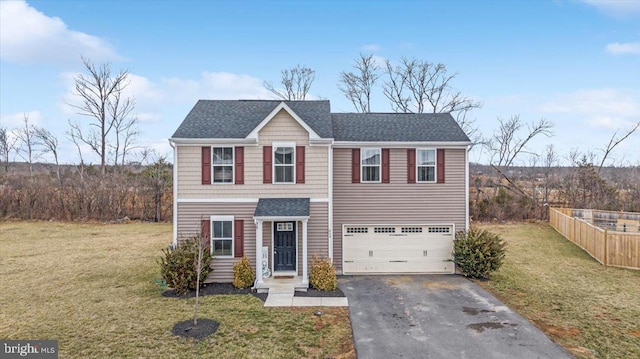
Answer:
339;54;381;112
0;127;17;173
541;144;558;217
192;233;207;326
69;57;136;173
14;114;42;176
143;157;172;222
264;65;315;100
66;121;88;181
34;128;60;183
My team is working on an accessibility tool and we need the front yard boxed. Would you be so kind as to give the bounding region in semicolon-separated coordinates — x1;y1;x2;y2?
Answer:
3;220;637;358
0;221;354;358
479;222;640;359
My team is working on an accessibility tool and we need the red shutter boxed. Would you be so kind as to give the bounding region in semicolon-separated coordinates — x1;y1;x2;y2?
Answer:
235;147;244;184
201;219;210;241
407;149;416;183
351;148;360;183
234;219;244;258
263;146;272;184
296;146;305;183
201;147;211;185
437;149;445;183
381;148;390;183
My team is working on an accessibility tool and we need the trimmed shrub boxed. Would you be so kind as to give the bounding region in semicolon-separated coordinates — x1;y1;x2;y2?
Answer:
233;256;255;289
309;255;337;291
453;227;506;279
159;236;211;295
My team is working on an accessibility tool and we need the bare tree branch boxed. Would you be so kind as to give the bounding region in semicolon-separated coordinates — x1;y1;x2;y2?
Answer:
264;65;316;100
486;115;553;170
597;121;640;172
381;57;482;139
339;54;381;112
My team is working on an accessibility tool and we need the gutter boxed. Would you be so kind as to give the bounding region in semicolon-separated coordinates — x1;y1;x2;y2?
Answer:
169;139;178;246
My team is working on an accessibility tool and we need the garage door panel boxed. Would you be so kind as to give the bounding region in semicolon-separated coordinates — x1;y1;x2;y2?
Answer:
343;224;455;274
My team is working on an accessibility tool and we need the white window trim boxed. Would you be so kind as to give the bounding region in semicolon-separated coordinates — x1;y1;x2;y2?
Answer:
211;146;234;184
416;148;437;183
272;142;296;184
361;147;381;183
210;215;234;258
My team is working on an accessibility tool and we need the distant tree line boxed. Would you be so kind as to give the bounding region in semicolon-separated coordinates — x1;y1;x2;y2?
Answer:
0;57;172;222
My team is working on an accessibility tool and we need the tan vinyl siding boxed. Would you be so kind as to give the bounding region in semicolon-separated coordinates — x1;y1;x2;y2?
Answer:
177;201;328;282
177;202;256;283
308;202;330;260
176;109;329;199
332;148;467;271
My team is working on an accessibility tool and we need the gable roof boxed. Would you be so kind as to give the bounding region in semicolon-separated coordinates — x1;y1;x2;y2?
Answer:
171;100;332;139
331;113;470;143
171;100;471;144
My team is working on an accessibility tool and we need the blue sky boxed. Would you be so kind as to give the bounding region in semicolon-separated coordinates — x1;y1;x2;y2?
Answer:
1;0;639;165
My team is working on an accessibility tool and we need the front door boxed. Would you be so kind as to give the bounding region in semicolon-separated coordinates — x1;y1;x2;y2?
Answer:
274;221;296;272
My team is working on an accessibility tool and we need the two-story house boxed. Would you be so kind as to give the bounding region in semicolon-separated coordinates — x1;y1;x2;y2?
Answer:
169;100;470;291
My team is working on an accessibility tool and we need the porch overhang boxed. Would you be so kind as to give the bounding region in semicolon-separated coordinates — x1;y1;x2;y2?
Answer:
253;198;310;218
253;198;311;288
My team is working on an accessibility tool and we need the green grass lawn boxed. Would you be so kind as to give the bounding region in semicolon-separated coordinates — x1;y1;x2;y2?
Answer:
0;221;354;359
478;222;640;359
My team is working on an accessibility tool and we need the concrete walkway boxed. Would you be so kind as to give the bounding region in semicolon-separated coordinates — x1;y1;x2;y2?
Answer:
263;286;349;307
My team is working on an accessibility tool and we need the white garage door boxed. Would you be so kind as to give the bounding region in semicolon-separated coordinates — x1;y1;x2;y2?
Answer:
342;224;455;274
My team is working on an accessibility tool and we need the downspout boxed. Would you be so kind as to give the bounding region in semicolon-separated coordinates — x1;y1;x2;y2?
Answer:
465;145;470;232
169;139;178;246
328;142;334;261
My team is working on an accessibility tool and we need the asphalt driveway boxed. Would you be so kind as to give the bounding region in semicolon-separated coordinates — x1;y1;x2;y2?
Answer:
339;275;573;359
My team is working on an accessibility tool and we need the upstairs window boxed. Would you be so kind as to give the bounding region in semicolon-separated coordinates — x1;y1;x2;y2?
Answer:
417;149;436;182
212;147;233;183
273;144;295;183
361;148;381;182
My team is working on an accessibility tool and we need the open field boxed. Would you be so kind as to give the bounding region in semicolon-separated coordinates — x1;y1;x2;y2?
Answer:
478;222;640;359
0;221;354;359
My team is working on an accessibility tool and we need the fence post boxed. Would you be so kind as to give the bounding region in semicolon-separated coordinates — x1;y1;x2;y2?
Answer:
603;228;608;267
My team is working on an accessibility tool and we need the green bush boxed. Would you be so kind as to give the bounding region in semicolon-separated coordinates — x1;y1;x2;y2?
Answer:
453;227;506;279
309;255;337;291
233;256;255;289
159;236;211;295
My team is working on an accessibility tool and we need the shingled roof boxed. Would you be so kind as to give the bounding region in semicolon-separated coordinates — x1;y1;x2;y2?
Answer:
331;113;470;142
171;100;333;139
171;100;470;143
254;198;310;218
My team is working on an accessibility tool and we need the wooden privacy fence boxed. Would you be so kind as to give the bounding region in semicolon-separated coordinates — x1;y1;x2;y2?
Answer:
549;208;640;270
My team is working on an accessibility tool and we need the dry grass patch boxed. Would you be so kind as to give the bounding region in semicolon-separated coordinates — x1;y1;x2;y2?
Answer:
478;222;640;359
0;221;354;358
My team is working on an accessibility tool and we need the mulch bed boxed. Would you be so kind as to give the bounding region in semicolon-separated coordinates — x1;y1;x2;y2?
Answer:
162;283;268;302
161;283;345;300
172;318;219;340
294;287;345;297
